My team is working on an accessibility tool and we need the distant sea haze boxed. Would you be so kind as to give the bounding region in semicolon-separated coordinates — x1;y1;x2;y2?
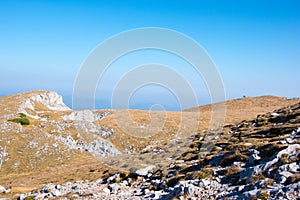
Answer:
62;93;210;111
63;95;184;111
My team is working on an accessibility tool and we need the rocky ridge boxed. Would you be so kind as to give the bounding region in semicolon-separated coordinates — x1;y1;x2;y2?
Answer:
0;91;121;193
4;98;299;199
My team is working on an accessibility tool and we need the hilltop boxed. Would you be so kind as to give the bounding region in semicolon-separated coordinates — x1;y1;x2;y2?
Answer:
0;90;299;199
184;95;299;124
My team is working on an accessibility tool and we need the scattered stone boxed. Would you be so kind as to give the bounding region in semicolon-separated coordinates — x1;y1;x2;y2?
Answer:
51;189;61;196
271;112;280;117
136;165;155;176
0;185;9;193
103;187;110;194
63;110;110;122
107;173;120;183
277;171;293;184
278;162;299;173
108;183;120;194
41;183;55;193
248;149;261;165
242;189;261;198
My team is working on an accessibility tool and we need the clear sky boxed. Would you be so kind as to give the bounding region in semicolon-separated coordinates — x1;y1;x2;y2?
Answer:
1;0;299;110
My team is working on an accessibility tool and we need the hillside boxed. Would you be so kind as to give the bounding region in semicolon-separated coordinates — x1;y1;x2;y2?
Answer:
184;96;300;124
0;91;299;199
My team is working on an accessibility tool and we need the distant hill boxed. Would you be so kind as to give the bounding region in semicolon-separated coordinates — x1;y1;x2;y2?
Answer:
184;95;300;124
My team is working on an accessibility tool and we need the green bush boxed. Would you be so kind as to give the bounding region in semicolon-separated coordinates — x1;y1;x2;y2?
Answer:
24;196;35;200
8;113;30;125
8;118;30;125
18;112;27;118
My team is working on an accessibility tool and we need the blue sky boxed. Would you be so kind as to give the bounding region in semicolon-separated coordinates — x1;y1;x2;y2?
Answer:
1;0;299;110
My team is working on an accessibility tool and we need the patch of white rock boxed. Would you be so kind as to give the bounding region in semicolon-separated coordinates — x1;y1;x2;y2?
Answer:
18;91;71;119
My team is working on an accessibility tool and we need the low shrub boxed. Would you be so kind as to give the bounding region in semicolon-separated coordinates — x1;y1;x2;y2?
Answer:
256;192;270;200
194;168;214;179
264;178;275;186
224;165;242;176
249;173;266;185
8;118;30;125
24;196;35;200
8;113;30;125
280;153;290;164
18;112;27;118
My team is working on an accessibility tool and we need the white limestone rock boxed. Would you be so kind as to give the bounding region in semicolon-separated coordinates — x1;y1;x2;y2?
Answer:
136;165;155;176
18;91;70;119
63;110;110;122
30;91;71;111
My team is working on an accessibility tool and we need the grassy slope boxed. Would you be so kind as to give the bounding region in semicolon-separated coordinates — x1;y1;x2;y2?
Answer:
0;91;299;195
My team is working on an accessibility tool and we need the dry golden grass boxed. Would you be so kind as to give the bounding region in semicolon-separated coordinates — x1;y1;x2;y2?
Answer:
223;165;242;176
184;96;300;124
0;91;299;195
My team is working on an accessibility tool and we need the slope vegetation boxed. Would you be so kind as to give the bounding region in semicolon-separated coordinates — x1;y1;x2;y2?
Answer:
0;91;299;199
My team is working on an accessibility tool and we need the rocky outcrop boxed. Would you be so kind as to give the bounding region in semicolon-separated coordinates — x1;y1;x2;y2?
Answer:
17;91;70;119
19;91;70;112
30;91;71;111
62;110;110;122
52;134;121;157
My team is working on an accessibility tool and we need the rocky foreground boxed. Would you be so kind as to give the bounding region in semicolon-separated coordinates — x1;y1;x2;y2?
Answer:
1;100;299;199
